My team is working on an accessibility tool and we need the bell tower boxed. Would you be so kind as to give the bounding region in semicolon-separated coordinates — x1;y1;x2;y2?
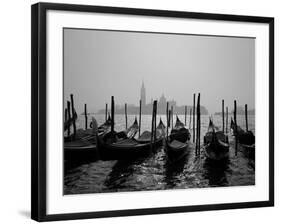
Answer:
140;81;146;106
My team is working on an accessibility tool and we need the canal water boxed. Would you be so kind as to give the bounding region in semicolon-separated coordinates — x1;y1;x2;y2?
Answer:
64;114;255;194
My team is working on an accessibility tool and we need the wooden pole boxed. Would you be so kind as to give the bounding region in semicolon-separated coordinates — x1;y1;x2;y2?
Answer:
171;106;174;128
222;99;225;133
184;105;187;126
193;93;196;143
234;100;238;155
70;94;76;138
154;101;157;141
166;102;169;137
245;104;248;132
84;103;88;130
196;93;201;155
198;93;201;155
189;108;192;130
166;102;169;127
125;103;128;130
105;103;108;122
139;100;142;137
67;101;71;136
150;101;155;148
226;106;228;133
111;96;115;133
167;110;171;139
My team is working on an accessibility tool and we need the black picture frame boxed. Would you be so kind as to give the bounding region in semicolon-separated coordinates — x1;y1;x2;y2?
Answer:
31;2;274;222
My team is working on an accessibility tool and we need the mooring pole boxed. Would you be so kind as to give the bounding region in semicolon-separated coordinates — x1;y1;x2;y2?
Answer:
166;102;169;127
84;103;88;130
193;93;196;143
139;100;142;137
222;99;225;133
189;108;192;130
166;102;169;136
70;94;76;139
125;103;128;130
67;101;71;136
198;94;201;155
167;110;171;139
150;101;156;148
184;105;187;126
154;101;157;141
245;104;248;132
196;93;201;155
234;100;238;155
111;96;115;133
105;103;108;122
226;106;228;133
171;106;174;128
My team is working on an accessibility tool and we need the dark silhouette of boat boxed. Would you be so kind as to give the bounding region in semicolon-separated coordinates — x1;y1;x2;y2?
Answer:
230;118;255;158
165;116;191;163
170;116;191;142
203;157;229;186
204;119;229;160
64;117;139;160
97;120;166;160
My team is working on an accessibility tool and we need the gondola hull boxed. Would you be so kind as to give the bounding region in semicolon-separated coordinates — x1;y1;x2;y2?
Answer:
205;140;229;161
231;125;255;159
170;128;190;143
166;140;189;163
236;130;255;145
97;135;163;160
97;118;165;161
204;122;229;161
240;143;255;159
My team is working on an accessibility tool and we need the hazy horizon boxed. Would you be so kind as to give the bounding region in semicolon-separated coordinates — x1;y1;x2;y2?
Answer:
64;28;255;114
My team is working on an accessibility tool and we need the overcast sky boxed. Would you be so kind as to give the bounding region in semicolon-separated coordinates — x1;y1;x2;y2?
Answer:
64;28;255;114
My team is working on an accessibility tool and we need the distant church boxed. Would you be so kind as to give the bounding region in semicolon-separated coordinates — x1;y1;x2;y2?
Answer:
140;81;176;114
140;81;146;107
98;82;208;115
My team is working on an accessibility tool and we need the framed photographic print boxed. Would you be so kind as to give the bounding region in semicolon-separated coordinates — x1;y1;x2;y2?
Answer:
31;2;274;222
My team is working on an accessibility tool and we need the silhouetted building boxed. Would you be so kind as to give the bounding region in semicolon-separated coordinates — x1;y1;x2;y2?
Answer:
140;81;146;107
98;81;208;115
158;93;176;114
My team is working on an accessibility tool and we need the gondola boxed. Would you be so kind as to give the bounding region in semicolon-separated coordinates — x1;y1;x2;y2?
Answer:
64;114;112;143
165;116;191;163
97;119;166;160
65;117;139;160
230;118;255;158
170;116;191;142
204;119;229;161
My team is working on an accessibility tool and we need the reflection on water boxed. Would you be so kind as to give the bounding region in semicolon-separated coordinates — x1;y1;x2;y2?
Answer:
203;158;229;187
104;158;146;190
164;152;190;188
64;114;255;194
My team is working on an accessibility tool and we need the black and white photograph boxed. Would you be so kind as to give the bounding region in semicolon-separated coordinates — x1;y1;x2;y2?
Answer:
29;2;274;222
63;28;256;195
